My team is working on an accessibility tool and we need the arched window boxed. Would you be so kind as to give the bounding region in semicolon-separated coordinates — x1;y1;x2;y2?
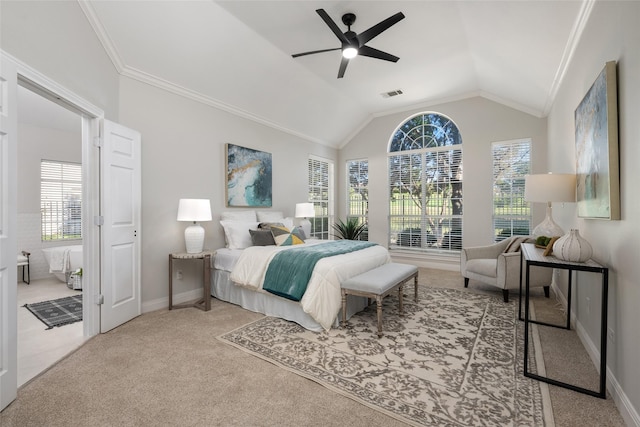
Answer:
388;112;462;253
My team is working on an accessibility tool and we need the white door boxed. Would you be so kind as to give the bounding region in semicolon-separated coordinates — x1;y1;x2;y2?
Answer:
0;55;18;411
100;120;141;332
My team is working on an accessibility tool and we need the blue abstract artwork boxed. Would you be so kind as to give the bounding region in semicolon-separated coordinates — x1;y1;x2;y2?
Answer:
226;144;272;207
574;61;619;220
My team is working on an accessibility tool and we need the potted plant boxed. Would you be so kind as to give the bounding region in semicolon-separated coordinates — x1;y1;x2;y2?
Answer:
332;217;367;240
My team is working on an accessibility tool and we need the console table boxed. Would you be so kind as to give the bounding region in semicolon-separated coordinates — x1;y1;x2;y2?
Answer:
169;251;213;311
520;242;608;399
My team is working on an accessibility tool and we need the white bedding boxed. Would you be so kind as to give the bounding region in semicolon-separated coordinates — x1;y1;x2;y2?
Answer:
229;242;391;330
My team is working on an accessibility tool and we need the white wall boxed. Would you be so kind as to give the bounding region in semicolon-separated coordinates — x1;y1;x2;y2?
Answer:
117;76;337;307
0;1;120;119
339;97;548;251
547;1;640;423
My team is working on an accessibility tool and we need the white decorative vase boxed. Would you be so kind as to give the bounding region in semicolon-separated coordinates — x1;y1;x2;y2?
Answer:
552;229;593;262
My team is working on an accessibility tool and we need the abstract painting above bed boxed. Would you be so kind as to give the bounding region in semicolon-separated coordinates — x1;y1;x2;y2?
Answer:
225;143;272;207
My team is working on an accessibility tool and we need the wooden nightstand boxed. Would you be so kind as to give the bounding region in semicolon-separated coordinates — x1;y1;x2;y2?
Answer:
168;251;214;311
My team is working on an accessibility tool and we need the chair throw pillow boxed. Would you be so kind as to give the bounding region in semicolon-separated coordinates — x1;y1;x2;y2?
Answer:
504;236;530;253
271;225;305;246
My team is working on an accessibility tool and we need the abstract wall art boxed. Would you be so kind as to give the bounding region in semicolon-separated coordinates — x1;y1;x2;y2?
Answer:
574;61;620;220
226;143;272;207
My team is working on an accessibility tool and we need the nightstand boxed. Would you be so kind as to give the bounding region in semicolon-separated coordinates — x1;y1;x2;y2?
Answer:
168;251;214;311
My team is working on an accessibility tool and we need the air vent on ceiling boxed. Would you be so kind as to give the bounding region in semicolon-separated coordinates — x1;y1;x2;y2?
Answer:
381;89;403;98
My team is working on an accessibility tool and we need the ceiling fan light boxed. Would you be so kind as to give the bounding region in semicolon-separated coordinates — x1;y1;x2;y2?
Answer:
342;47;358;59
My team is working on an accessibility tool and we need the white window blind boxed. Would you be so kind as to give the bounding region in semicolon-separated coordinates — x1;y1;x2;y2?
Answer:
491;139;531;241
308;156;334;240
41;160;82;241
346;159;368;241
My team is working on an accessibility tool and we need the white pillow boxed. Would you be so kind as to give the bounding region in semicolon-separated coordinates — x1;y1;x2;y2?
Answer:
256;211;284;222
220;220;259;249
220;211;257;222
282;217;294;230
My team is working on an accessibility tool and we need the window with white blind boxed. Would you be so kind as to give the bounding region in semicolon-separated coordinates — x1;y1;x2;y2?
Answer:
41;160;82;241
308;156;334;240
492;139;531;241
388;112;463;253
346;159;368;241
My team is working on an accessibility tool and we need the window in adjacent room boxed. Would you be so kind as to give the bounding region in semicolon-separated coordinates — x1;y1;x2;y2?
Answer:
41;160;82;241
388;112;462;253
346;159;368;241
308;155;334;240
492;138;531;241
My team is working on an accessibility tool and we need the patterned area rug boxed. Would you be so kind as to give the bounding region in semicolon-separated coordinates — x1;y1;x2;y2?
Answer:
219;287;554;426
24;294;83;330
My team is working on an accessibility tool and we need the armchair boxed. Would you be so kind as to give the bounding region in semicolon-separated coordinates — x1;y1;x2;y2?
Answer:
460;236;551;302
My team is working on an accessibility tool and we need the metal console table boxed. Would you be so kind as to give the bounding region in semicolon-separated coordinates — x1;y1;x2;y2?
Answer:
520;243;608;399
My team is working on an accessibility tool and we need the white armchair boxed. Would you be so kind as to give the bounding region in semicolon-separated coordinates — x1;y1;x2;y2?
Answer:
460;236;551;302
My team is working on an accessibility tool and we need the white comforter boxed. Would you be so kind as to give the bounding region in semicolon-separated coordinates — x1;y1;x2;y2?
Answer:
230;242;391;330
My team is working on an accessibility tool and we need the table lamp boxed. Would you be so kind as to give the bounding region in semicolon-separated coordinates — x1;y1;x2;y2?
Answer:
524;173;576;237
295;202;315;238
177;199;212;253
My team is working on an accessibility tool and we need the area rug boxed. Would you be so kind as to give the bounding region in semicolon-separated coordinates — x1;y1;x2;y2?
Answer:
218;287;554;426
24;294;83;330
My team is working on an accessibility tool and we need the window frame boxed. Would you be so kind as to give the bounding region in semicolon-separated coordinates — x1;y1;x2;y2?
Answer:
387;112;463;254
491;138;532;241
308;155;334;240
41;159;82;241
346;158;369;241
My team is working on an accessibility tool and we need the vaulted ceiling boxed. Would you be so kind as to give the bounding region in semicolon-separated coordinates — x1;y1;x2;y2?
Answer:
26;1;593;148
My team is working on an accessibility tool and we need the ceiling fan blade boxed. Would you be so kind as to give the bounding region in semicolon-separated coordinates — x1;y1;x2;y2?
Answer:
358;45;400;62
357;12;405;45
292;47;341;58
316;9;350;45
337;56;350;78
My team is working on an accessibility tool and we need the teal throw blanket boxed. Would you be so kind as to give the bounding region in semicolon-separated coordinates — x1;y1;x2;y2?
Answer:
263;240;377;301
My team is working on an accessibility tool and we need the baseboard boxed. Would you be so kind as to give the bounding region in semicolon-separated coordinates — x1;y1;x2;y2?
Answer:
552;283;640;426
142;288;205;313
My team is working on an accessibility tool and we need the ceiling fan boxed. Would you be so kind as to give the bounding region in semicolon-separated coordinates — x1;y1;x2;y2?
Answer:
292;9;405;78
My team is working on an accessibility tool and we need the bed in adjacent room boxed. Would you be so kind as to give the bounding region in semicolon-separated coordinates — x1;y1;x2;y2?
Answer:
211;210;391;332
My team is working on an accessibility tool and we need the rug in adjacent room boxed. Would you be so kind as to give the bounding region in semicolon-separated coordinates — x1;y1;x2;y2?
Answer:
219;287;554;427
24;294;83;330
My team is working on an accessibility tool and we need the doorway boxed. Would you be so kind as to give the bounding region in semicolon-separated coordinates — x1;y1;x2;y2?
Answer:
16;84;87;386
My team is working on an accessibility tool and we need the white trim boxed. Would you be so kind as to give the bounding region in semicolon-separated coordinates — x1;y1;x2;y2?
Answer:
3;49;104;338
142;288;205;314
542;0;596;115
77;0;125;73
390;251;460;272
552;281;640;427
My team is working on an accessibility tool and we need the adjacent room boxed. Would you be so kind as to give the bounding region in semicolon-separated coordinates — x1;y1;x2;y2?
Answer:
1;1;638;426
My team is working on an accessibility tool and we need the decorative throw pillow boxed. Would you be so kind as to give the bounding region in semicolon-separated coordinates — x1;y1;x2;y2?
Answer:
249;229;276;246
504;236;531;253
271;225;304;246
219;220;259;249
291;226;306;241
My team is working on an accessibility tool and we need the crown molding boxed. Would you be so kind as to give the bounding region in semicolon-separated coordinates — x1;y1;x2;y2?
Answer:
77;0;125;74
542;0;596;115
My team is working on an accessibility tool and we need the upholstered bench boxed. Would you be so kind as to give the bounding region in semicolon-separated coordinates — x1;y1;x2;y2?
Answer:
341;263;419;337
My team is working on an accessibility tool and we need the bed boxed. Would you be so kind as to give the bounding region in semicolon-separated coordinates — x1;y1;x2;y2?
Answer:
211;210;391;332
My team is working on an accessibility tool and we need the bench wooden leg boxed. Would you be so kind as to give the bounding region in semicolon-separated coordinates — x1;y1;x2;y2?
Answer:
414;273;418;302
341;290;347;327
398;284;404;317
376;295;383;338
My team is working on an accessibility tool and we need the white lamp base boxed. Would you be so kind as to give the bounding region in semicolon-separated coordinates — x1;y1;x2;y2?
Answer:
184;222;205;253
299;218;311;239
532;204;564;237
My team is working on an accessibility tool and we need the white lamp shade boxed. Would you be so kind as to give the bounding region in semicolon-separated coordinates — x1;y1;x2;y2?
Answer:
295;203;315;218
525;174;576;203
177;199;212;222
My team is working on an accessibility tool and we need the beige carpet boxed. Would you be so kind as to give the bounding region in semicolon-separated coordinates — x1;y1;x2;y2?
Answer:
1;268;626;427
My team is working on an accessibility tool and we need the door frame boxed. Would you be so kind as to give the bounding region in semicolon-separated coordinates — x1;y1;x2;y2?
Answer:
7;51;103;337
